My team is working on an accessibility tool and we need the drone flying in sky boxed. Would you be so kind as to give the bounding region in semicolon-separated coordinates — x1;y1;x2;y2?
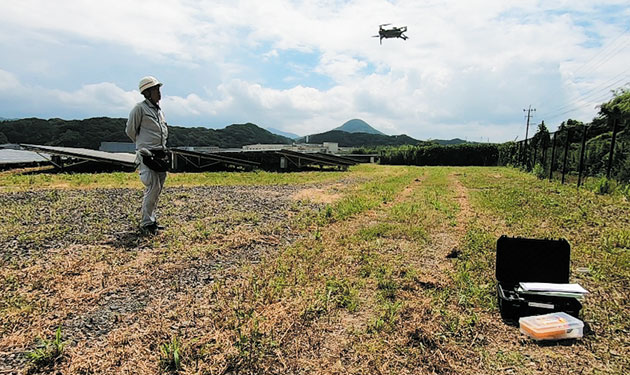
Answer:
373;24;408;44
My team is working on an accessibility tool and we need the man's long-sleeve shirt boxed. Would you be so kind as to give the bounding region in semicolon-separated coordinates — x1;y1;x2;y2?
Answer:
125;99;168;151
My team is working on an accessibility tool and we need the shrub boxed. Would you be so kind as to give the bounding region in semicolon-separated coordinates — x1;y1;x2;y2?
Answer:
594;177;612;195
620;184;630;200
532;163;546;179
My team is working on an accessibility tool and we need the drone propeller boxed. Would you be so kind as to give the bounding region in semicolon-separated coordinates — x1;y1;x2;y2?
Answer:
379;23;391;27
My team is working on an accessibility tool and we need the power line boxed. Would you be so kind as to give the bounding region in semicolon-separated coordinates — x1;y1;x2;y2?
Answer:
542;79;629;120
538;26;630;124
539;68;630;119
585;36;630;74
541;90;621;124
571;26;630;77
541;77;629;119
544;66;630;113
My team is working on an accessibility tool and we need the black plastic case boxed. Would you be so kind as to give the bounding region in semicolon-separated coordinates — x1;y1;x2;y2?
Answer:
496;236;582;324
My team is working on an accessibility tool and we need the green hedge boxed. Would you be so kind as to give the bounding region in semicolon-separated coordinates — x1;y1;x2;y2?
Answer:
379;144;499;166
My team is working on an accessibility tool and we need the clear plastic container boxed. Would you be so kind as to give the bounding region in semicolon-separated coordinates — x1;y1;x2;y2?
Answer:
519;312;583;341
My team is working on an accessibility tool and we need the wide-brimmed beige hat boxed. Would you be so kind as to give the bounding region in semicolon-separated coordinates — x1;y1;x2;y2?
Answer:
138;76;162;93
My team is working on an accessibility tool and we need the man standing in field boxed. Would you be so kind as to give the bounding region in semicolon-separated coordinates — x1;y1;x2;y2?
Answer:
126;76;169;235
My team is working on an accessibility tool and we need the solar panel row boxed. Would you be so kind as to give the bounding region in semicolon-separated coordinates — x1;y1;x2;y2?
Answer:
6;144;359;172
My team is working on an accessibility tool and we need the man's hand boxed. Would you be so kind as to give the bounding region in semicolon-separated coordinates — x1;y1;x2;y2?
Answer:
139;148;153;156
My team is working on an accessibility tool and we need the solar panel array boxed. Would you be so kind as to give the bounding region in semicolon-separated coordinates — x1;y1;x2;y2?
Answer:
5;144;361;173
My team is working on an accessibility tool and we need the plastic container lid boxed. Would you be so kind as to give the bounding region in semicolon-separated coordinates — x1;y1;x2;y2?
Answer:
519;312;584;341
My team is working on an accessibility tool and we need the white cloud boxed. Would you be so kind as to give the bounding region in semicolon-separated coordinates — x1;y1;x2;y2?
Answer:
316;53;368;82
0;71;138;118
0;69;22;91
52;83;138;112
164;94;216;118
0;1;197;59
0;1;628;141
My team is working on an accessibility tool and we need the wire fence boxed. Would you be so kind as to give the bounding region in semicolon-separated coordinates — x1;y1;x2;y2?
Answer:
500;114;629;186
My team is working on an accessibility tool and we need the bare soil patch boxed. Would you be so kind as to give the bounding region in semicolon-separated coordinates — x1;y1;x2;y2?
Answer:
0;184;318;373
292;187;342;205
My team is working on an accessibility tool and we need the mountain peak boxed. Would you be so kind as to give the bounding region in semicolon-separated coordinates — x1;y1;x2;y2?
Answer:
333;119;385;135
266;127;300;140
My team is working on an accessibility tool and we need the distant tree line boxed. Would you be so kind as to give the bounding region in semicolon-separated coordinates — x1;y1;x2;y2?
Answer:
0;117;128;149
0;117;292;149
366;88;630;173
373;143;499;166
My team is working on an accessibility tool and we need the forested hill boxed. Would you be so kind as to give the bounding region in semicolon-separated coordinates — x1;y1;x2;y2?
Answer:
0;117;293;149
333;119;385;135
297;130;421;147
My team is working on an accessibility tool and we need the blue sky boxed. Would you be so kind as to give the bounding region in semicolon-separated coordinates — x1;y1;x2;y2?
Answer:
1;0;629;142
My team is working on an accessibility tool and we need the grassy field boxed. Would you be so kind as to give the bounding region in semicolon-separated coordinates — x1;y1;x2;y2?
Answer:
0;165;628;374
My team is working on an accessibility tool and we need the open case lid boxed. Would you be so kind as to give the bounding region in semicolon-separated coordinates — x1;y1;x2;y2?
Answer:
496;236;570;284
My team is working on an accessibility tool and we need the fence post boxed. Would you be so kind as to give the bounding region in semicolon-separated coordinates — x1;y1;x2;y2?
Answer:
524;139;528;168
606;113;620;179
577;125;588;187
562;128;571;184
549;132;557;181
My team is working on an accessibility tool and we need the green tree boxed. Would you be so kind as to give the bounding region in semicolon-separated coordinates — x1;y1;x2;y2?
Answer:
531;121;551;149
598;88;630;117
54;130;82;147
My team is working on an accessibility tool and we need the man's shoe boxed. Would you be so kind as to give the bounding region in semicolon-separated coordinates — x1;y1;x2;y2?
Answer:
140;223;158;236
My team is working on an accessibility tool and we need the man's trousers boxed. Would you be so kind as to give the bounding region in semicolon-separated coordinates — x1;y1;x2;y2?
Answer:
139;161;167;228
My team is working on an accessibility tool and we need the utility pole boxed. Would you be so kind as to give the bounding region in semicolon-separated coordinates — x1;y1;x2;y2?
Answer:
523;105;536;168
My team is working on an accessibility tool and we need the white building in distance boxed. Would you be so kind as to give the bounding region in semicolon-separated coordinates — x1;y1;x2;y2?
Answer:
243;142;339;154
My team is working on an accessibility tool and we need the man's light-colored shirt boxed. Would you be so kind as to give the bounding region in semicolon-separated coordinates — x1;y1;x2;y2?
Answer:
125;99;168;151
